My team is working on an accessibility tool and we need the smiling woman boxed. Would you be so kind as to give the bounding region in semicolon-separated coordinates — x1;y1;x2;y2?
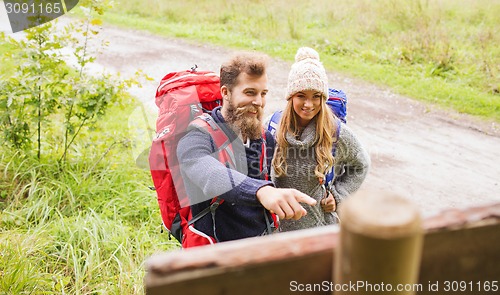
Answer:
271;47;370;232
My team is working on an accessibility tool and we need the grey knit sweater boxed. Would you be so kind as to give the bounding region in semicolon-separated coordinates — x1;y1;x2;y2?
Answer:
271;120;370;231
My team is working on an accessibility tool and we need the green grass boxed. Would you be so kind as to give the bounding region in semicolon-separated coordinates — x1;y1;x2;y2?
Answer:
0;96;177;294
1;27;179;294
97;0;500;122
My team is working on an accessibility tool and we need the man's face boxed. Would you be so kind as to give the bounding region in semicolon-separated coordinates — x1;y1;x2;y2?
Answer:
222;72;268;140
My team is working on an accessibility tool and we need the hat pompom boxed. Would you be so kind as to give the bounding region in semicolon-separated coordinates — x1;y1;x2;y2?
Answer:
286;47;328;100
295;47;320;62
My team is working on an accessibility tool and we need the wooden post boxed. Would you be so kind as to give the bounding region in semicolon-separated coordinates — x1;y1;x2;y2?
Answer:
334;190;423;294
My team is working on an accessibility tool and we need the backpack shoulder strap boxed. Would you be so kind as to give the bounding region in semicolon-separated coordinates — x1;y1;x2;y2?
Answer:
190;114;236;168
266;110;283;137
260;128;269;181
325;118;342;186
188;114;233;243
332;118;341;156
191;114;271;177
191;114;226;145
259;129;278;231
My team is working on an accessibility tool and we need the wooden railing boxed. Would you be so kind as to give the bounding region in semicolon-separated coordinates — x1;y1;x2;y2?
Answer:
144;191;500;295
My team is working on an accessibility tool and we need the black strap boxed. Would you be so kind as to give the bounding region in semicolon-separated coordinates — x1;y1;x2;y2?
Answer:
187;198;223;242
264;209;273;235
210;199;222;242
187;198;221;226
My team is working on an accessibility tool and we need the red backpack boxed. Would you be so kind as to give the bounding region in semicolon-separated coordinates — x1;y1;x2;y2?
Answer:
149;67;272;248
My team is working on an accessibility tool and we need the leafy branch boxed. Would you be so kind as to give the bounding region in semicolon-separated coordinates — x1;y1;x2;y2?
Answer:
0;0;141;167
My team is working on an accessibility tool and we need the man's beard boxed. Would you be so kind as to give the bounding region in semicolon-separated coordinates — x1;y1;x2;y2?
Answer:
225;101;264;141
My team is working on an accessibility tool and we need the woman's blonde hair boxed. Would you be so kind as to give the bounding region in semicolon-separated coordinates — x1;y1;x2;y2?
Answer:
273;95;338;180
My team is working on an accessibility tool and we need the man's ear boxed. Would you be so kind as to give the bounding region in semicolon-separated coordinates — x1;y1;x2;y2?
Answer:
221;85;230;101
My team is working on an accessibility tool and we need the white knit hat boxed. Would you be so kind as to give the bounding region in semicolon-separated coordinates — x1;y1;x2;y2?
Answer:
286;47;328;100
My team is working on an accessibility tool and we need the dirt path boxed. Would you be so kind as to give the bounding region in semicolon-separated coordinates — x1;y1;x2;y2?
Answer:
85;23;499;218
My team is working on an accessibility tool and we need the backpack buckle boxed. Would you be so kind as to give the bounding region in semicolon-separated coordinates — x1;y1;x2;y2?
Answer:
190;104;201;120
210;198;222;212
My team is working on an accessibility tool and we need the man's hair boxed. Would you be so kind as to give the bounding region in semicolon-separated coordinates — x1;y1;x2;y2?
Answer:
220;52;268;91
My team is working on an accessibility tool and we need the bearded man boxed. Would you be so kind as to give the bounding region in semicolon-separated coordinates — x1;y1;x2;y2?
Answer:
176;52;316;245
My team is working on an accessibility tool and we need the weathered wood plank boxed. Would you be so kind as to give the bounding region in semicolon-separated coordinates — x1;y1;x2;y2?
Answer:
418;221;500;295
145;225;339;295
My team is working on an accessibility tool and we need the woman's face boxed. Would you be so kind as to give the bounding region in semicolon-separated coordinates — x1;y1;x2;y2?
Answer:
291;90;322;127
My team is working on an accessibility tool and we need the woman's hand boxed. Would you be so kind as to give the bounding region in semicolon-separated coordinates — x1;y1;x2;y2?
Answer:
320;191;336;212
